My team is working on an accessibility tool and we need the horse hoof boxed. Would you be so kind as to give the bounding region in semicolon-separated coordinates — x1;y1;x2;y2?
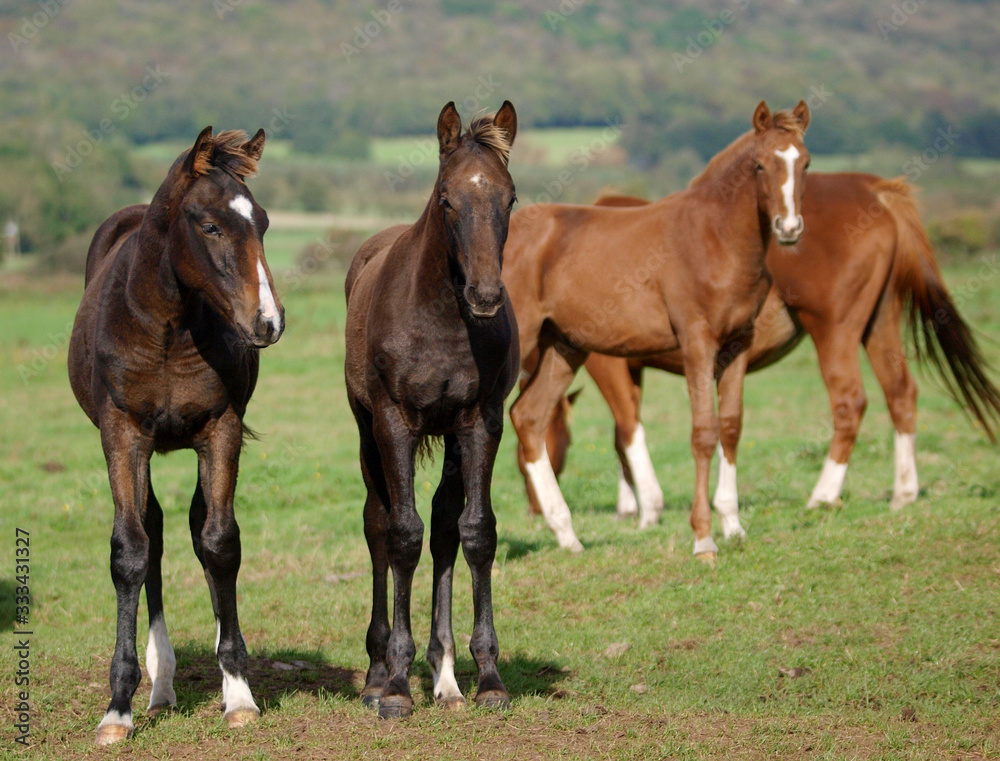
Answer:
437;696;467;712
225;708;260;728
147;702;176;719
361;692;381;710
378;695;413;719
475;690;511;710
696;552;717;566
95;723;131;746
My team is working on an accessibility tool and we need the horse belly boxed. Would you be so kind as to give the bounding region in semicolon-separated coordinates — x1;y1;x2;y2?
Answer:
552;294;678;357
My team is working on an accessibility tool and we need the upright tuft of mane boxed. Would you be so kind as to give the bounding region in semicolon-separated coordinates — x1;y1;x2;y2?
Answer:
190;130;260;179
770;108;806;139
465;114;512;165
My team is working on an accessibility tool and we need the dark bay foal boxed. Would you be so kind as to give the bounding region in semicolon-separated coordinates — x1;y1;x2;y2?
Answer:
68;127;284;744
344;101;519;717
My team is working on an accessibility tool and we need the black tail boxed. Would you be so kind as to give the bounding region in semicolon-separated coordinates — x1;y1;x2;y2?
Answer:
879;178;1000;442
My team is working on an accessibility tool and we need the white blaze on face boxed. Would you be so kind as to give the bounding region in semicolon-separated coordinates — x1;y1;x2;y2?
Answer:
229;195;254;222
256;259;279;324
774;144;801;233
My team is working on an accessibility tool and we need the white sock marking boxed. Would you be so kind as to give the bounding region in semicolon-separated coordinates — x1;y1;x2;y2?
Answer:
229;195;254;222
693;535;719;555
712;444;745;539
146;616;177;711
256;259;280;326
624;424;664;528
891;431;918;511
774;145;801;234
221;667;259;715
807;457;848;507
430;648;464;703
524;445;583;552
97;708;133;732
615;462;639;517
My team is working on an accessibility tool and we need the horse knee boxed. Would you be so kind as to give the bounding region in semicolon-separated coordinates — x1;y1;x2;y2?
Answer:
832;390;867;435
718;415;742;450
458;510;498;564
690;424;719;460
201;519;242;578
388;515;424;568
110;524;149;591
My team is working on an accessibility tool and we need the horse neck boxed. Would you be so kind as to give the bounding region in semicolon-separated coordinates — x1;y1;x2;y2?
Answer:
125;180;188;330
695;148;770;260
408;176;459;298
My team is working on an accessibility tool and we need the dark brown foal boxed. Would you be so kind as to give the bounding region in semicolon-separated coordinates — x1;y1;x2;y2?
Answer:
68;127;284;744
345;102;519;718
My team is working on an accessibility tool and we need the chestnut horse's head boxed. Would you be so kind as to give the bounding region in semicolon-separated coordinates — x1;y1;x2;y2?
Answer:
165;126;284;348
435;101;518;319
751;100;811;245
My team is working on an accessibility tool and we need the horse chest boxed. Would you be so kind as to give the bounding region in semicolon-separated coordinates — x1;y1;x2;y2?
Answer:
103;340;240;445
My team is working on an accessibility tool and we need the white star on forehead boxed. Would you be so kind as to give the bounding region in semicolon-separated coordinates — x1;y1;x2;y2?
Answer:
229;195;254;222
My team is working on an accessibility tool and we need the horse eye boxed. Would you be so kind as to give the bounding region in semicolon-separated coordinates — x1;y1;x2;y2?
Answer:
201;223;222;237
804;160;811;170
508;195;518;209
440;197;452;210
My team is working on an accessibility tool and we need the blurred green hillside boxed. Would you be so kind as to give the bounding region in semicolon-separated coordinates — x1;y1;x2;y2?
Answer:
2;0;999;262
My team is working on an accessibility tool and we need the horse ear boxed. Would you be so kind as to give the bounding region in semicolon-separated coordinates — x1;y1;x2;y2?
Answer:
752;101;772;135
793;99;811;132
493;100;518;148
437;101;462;158
183;126;214;177
242;128;266;162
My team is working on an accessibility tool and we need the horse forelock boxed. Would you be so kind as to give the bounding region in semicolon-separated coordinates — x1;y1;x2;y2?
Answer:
189;130;260;179
463;114;512;166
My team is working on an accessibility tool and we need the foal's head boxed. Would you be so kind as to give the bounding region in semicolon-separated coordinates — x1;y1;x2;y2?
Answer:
435;101;518;319
750;101;811;245
167;127;284;347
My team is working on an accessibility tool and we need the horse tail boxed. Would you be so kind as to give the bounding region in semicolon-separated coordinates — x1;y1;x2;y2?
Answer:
877;177;1000;442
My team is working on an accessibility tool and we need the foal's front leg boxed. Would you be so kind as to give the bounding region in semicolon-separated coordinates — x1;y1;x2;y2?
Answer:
713;349;750;540
457;408;510;708
95;408;154;745
682;337;722;557
371;403;423;718
194;411;259;727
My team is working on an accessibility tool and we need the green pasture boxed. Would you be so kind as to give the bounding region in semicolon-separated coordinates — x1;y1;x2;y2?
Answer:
1;254;999;759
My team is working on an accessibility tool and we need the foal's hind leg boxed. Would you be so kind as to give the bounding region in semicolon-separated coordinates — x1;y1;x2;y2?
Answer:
144;484;177;717
510;343;585;552
805;327;868;507
349;400;392;709
458;408;510;708
95;409;154;745
713;349;750;540
427;435;468;710
864;299;919;510
190;411;259;728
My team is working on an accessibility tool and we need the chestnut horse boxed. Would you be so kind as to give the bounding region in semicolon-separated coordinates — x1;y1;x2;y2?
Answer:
345;102;519;718
533;177;1000;529
505;101;811;556
68;128;284;744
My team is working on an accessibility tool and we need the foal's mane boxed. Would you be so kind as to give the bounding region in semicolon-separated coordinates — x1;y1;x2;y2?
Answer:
463;114;512;165
689;109;805;188
188;130;260;179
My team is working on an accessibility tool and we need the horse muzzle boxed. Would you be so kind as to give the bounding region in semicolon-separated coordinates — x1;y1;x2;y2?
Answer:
248;307;285;347
773;214;804;245
464;283;505;319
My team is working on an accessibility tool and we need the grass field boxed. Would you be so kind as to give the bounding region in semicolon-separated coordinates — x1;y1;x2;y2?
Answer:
1;253;999;759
